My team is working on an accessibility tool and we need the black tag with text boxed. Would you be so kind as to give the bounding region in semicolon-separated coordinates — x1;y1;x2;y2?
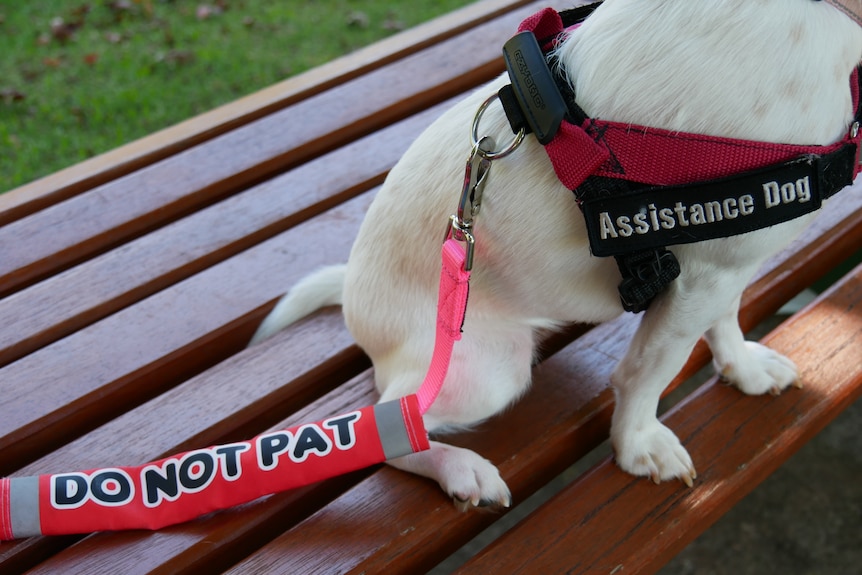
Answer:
502;31;569;144
580;145;856;257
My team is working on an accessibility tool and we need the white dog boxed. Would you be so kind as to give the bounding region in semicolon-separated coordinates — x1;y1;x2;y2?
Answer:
251;0;862;508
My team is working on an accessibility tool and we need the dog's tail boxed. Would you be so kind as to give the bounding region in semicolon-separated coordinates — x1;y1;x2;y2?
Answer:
248;264;346;346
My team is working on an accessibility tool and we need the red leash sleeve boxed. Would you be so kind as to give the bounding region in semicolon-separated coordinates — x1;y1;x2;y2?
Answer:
0;397;428;540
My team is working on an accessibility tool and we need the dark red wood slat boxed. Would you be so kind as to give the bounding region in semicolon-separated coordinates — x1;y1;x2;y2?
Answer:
0;192;373;477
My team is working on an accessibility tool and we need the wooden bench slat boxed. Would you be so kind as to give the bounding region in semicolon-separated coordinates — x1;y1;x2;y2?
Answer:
456;262;862;575
0;0;532;226
0;102;450;369
739;201;862;326
0;1;548;298
15;310;360;475
216;203;862;575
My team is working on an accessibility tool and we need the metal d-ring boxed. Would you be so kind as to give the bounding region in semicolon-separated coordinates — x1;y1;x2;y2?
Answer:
471;93;526;160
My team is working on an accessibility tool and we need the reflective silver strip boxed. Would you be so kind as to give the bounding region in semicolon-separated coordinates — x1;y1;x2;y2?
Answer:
10;476;42;538
374;400;416;460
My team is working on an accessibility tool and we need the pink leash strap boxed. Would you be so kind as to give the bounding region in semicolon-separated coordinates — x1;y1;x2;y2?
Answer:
0;196;473;542
416;239;471;414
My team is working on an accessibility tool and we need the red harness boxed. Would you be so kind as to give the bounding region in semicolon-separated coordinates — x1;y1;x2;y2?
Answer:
499;4;862;310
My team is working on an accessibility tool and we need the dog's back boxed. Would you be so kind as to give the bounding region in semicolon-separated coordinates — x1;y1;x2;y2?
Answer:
561;0;861;145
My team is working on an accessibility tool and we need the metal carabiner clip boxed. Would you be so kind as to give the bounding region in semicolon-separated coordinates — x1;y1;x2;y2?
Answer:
445;92;526;272
457;136;495;231
446;136;495;271
447;214;477;272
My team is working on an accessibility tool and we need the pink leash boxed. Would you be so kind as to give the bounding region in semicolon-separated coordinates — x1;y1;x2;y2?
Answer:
0;233;472;542
0;135;492;543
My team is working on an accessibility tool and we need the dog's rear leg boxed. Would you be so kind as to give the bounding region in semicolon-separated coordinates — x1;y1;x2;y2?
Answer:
377;323;535;509
383;385;517;509
387;435;512;510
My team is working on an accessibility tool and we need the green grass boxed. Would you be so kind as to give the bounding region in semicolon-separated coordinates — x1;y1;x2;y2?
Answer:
0;0;475;193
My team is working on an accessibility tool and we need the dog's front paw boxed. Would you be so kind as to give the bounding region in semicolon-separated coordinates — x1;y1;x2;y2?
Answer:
612;420;697;487
440;448;512;511
716;341;800;396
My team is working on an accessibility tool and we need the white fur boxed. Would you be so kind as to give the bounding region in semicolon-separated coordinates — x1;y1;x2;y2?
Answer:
252;0;862;505
249;265;345;345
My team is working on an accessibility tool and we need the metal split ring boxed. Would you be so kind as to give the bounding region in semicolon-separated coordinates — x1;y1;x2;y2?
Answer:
471;93;525;160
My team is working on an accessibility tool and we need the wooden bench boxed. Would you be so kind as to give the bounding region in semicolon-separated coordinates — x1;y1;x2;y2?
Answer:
1;0;860;572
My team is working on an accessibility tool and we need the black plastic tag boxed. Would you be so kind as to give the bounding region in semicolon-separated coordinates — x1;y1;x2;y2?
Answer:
502;31;569;144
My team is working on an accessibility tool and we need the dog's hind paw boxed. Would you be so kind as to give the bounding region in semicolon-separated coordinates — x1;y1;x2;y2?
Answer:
612;420;697;487
443;451;512;510
387;441;511;510
716;341;800;396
